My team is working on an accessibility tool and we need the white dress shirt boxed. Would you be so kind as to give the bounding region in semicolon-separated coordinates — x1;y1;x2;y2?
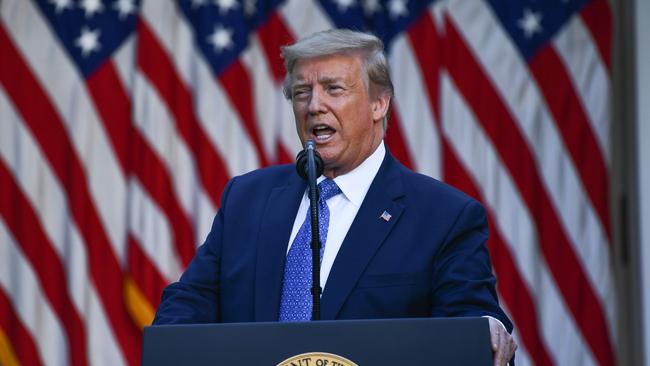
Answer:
284;142;507;335
286;141;386;290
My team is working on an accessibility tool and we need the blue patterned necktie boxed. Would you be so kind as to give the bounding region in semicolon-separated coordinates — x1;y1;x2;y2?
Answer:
279;179;341;321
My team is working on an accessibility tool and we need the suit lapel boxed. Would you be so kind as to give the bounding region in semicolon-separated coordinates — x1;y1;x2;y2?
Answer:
254;173;306;321
320;153;405;319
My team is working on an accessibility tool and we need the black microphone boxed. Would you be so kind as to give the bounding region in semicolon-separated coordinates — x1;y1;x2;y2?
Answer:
295;140;324;181
295;139;324;321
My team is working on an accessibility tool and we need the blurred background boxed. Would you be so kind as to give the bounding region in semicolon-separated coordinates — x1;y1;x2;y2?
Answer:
0;0;647;365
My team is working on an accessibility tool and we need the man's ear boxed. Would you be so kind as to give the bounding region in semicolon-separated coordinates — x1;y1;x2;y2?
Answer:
371;92;391;123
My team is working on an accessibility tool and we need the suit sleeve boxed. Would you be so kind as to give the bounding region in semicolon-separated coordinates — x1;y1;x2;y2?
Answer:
152;178;235;325
430;199;513;333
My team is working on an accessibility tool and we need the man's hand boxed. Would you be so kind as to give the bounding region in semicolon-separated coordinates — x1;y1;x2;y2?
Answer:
488;316;517;366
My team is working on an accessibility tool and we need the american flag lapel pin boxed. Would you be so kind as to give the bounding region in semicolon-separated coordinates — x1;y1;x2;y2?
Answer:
380;210;392;222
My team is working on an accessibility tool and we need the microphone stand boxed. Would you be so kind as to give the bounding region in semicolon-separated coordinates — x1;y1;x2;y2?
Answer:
296;140;324;321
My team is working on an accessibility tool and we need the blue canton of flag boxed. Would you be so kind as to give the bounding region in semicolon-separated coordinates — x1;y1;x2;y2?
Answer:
177;0;283;76
487;0;590;60
35;0;140;77
317;0;436;50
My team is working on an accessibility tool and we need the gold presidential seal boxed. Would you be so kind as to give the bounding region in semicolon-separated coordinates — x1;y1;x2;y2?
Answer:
277;352;358;366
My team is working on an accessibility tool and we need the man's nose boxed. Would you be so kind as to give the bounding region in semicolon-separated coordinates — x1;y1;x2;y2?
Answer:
307;88;326;114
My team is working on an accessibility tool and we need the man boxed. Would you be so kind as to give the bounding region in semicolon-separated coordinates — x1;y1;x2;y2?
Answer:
154;29;516;365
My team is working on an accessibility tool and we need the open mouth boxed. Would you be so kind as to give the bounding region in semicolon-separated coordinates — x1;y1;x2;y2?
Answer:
312;124;336;143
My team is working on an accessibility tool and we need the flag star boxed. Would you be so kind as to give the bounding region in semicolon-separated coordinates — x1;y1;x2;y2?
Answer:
333;0;355;12
49;0;73;13
191;0;208;8
214;0;238;14
388;0;408;19
113;0;136;19
363;0;381;16
207;26;234;52
75;27;101;57
244;0;256;16
80;0;105;18
518;8;543;39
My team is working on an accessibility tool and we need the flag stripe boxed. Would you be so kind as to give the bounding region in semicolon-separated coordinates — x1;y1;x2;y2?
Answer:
1;0;130;264
579;0;612;71
131;69;218;235
442;142;554;366
0;218;69;365
487;204;554;366
407;11;441;121
552;14;611;164
0;287;43;366
0;161;89;366
256;12;296;83
527;46;611;238
447;0;614;319
409;13;553;362
275;142;296;165
384;107;415;170
242;37;290;161
279;0;331;41
275;92;304;162
128;235;169;309
127;179;184;283
389;35;441;179
440;70;597;365
127;123;196;269
218;60;272;166
443;17;615;365
86;62;198;269
137;19;229;205
139;0;263;177
0;84;126;366
87;53;194;346
0;24;141;366
248;14;301;165
0;45;160;363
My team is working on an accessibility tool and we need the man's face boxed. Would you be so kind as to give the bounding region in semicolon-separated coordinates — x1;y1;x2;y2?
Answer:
291;54;389;178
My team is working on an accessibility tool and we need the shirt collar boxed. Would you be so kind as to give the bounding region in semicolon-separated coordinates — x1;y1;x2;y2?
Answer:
325;141;385;207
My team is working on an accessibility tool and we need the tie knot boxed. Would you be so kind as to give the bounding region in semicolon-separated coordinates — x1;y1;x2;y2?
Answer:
318;179;341;201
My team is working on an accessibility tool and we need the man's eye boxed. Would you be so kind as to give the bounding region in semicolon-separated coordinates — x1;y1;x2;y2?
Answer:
293;90;309;99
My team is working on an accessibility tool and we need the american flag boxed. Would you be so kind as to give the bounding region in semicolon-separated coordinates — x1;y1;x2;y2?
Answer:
0;0;615;365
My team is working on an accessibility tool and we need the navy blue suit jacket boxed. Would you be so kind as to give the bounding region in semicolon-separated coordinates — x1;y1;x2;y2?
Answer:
154;152;512;332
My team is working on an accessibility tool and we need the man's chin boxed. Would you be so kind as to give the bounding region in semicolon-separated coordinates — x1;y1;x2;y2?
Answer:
318;147;341;162
320;157;337;174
